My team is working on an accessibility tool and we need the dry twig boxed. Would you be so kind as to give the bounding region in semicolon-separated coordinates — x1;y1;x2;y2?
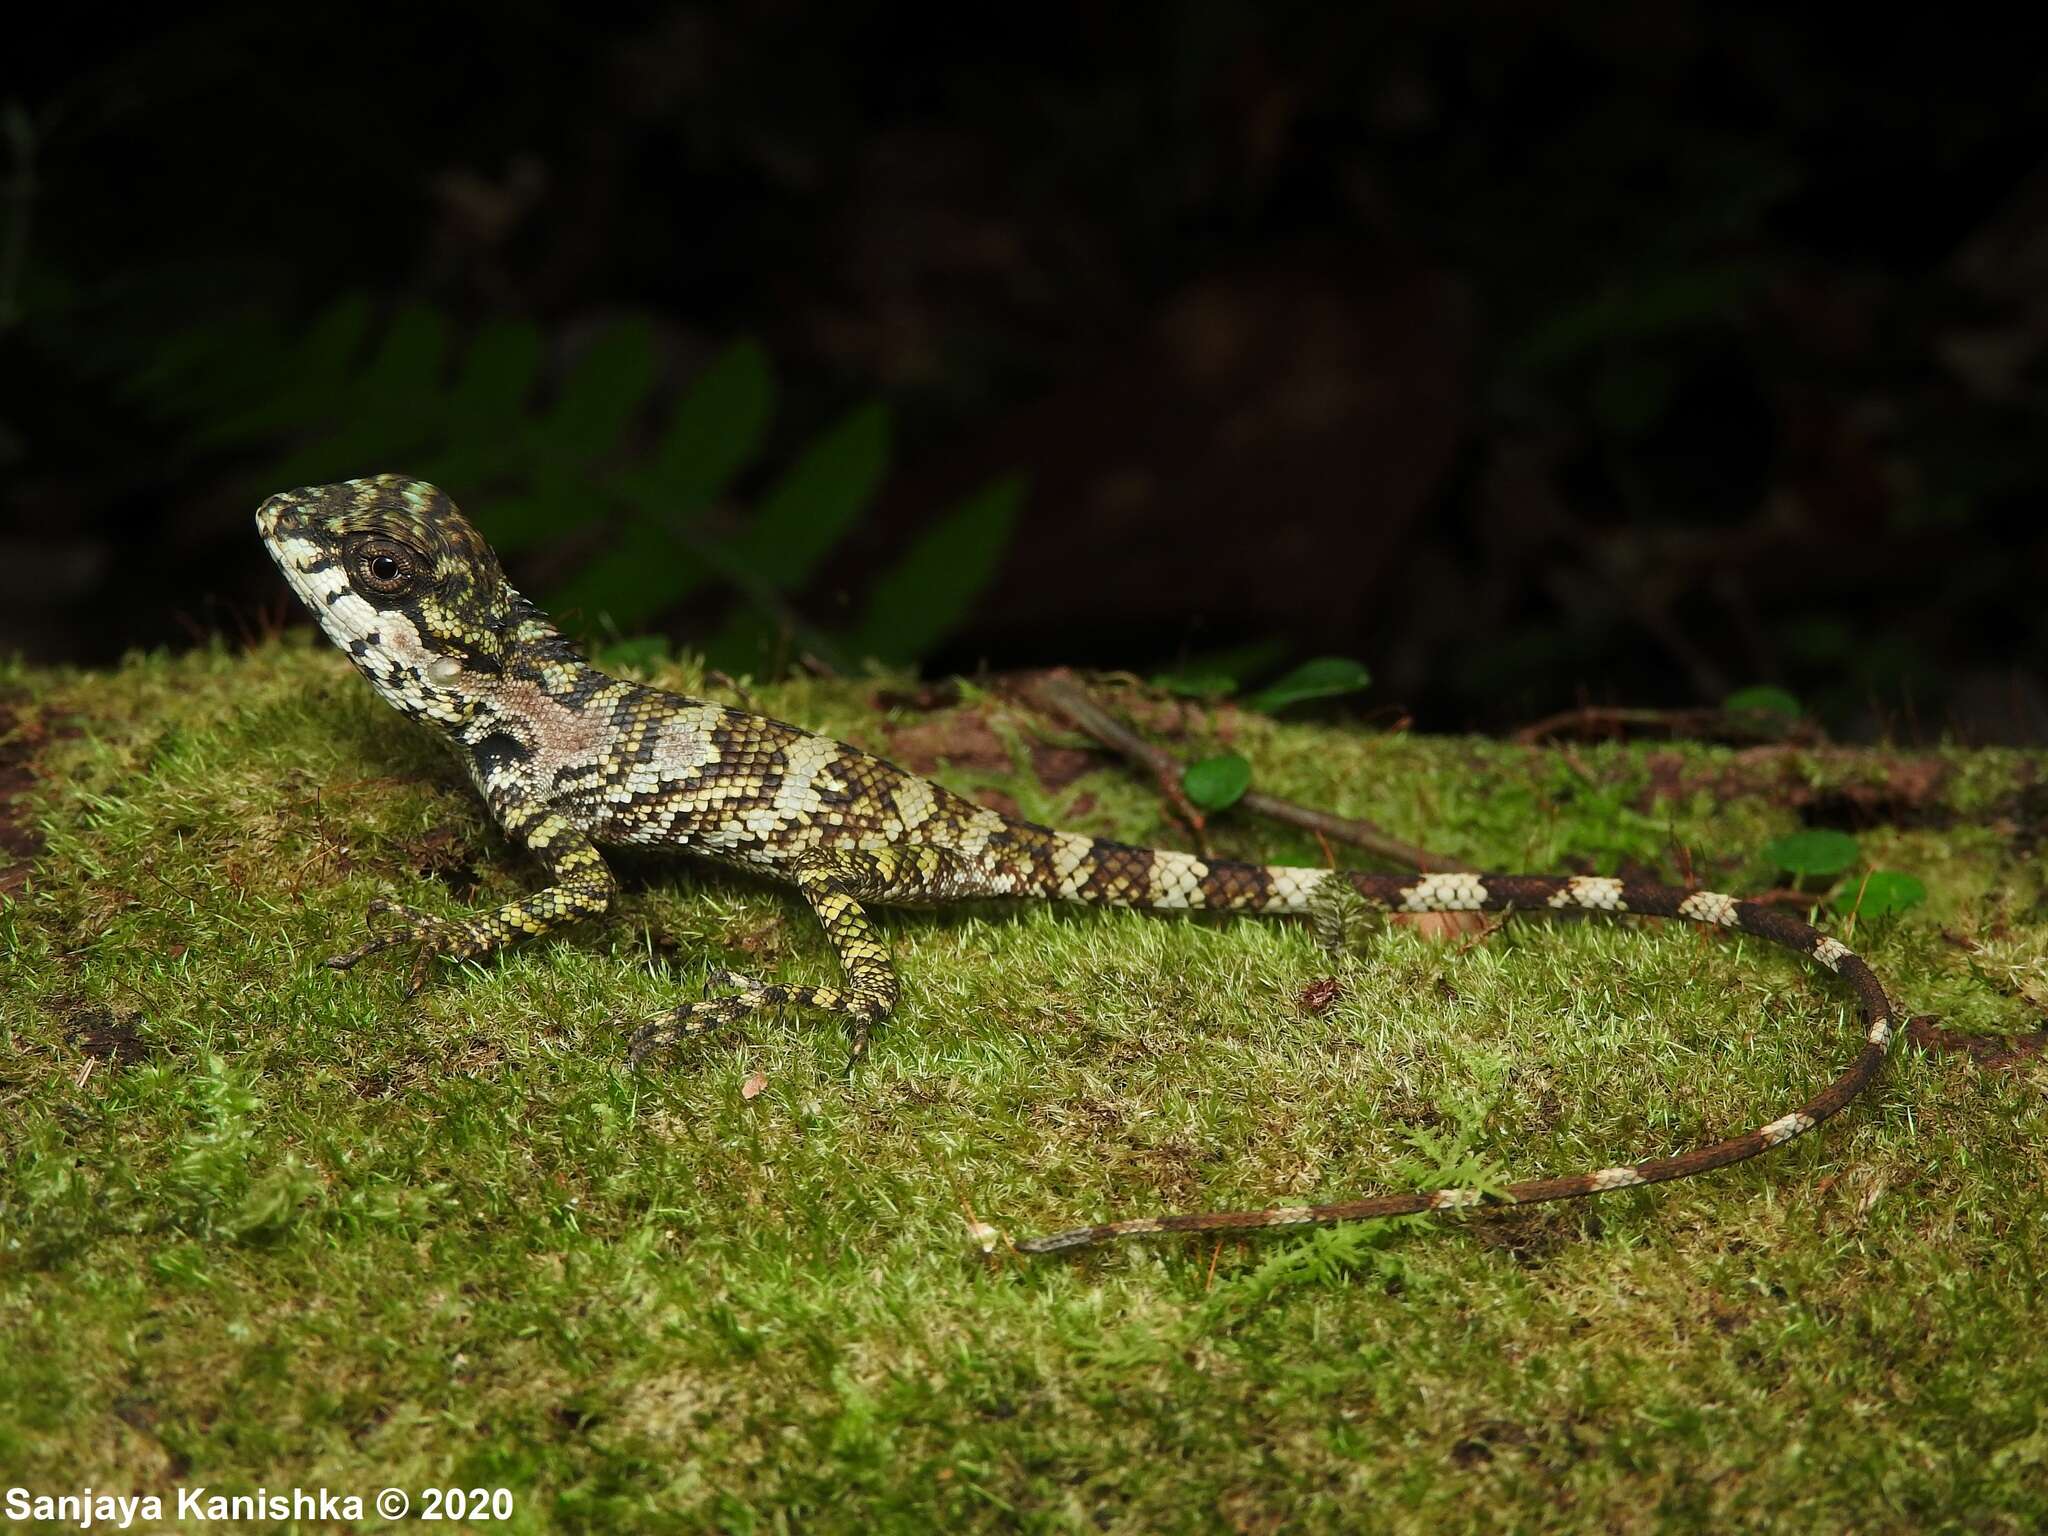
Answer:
1512;702;1823;748
1022;673;1471;872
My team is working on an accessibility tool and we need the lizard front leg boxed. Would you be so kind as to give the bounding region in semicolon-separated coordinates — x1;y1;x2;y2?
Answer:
326;799;617;994
627;845;976;1070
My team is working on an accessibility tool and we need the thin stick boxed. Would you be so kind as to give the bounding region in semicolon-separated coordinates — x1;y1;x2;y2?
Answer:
1905;1015;2046;1070
1511;703;1821;747
1742;888;1837;909
1023;674;1471;873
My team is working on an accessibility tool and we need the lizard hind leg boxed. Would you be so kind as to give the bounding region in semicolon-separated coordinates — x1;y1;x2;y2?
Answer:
627;847;957;1072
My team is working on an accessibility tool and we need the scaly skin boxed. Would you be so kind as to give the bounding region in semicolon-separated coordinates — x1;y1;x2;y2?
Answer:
259;475;1897;1255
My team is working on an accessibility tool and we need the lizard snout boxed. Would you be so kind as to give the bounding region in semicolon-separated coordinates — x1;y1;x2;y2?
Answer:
254;494;291;540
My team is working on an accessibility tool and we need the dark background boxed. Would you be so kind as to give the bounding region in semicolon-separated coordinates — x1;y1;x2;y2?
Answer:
5;4;2045;739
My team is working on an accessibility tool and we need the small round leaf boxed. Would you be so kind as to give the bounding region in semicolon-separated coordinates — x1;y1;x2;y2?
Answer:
1183;753;1253;813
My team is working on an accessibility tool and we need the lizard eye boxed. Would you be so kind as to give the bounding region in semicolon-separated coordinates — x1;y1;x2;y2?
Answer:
349;536;424;598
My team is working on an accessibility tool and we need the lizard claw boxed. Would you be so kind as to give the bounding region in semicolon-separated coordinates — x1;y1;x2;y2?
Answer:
324;900;468;992
841;1027;870;1080
404;948;437;998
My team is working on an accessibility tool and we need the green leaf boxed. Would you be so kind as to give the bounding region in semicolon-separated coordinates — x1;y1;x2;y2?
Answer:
1510;263;1758;374
198;294;373;444
1762;829;1860;879
358;304;448;403
294;294;376;386
1246;657;1372;714
639;338;775;515
845;474;1023;666
449;318;544;436
1833;870;1926;920
1723;685;1802;718
1183;753;1252;812
543;318;658;463
548;519;708;633
736;402;890;589
1150;641;1291;699
418;320;549;493
128;314;269;403
1151;668;1239;698
259;305;450;485
599;344;775;642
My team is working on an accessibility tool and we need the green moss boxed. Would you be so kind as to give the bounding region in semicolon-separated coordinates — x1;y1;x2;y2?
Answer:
3;640;2044;1532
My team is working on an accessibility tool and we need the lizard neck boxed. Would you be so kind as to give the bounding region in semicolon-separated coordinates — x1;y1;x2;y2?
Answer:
391;596;615;746
467;617;617;731
444;630;624;799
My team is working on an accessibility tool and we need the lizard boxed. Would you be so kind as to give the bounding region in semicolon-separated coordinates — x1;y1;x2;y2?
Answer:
257;473;1897;1256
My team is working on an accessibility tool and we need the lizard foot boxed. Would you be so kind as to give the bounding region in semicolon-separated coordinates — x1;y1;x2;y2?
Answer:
324;899;482;996
625;994;762;1065
624;968;882;1073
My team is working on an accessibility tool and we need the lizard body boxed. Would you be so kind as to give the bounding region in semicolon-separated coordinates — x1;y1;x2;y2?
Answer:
258;475;1896;1255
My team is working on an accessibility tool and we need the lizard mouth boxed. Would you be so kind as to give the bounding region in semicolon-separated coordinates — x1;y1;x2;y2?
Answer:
253;498;360;639
254;493;346;588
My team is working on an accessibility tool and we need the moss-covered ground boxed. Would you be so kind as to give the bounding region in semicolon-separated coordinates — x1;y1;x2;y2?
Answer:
2;641;2044;1532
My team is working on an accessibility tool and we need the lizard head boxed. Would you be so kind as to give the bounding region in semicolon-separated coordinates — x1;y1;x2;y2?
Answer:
256;474;537;726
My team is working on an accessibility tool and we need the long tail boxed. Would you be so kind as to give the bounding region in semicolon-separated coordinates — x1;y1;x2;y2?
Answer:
992;837;1894;1255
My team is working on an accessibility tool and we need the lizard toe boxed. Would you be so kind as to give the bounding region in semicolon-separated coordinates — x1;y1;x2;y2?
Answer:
624;996;759;1064
325;902;470;991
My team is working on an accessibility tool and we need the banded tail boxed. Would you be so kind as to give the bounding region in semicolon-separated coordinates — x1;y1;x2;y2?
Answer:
990;842;1894;1254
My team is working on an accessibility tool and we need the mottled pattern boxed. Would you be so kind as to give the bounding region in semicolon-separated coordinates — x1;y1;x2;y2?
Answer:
1678;890;1742;927
262;476;1901;1256
1812;937;1851;972
1548;875;1628;911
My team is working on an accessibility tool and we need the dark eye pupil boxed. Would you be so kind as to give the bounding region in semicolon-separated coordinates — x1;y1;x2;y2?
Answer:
371;555;399;581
